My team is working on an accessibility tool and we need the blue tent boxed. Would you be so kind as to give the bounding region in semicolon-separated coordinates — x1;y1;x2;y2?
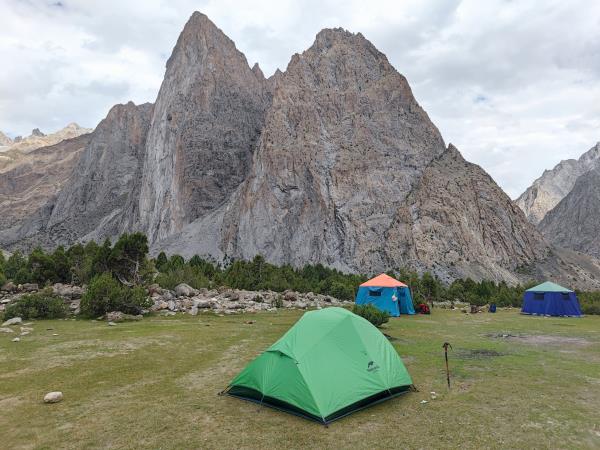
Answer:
355;274;415;317
521;281;582;317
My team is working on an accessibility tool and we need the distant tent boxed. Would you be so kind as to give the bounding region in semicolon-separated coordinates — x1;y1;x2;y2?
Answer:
355;273;415;317
223;307;414;424
521;281;582;317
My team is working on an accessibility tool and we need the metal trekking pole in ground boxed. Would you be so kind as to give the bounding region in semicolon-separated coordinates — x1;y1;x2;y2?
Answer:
442;342;452;389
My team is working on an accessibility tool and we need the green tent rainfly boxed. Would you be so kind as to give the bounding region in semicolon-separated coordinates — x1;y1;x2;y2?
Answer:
222;307;414;424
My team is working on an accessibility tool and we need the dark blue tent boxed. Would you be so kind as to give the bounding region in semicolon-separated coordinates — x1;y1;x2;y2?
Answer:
521;281;582;317
355;274;415;317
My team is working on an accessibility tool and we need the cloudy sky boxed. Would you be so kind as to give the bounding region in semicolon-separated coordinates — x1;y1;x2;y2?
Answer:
1;0;599;198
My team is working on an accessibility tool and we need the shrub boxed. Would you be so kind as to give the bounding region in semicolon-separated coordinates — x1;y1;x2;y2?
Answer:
80;273;151;317
352;304;390;328
3;289;67;320
271;294;283;308
155;265;210;290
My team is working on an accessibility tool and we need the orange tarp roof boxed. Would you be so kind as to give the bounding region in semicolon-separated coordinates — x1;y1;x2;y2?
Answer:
360;273;407;288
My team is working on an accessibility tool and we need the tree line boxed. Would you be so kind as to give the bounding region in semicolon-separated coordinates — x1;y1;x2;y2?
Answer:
1;232;599;316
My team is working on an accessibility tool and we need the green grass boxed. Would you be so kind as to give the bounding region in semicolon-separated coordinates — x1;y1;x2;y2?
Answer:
1;309;599;449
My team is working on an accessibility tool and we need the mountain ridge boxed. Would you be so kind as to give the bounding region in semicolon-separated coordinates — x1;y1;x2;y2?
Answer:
2;11;600;288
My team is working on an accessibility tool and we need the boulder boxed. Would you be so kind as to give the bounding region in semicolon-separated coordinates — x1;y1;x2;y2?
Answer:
167;300;177;311
52;283;84;299
21;283;39;292
2;317;22;326
147;283;161;296
193;299;214;309
189;305;198;316
174;283;198;297
0;327;14;333
43;392;63;403
106;311;143;323
151;300;169;311
1;281;17;293
283;290;297;302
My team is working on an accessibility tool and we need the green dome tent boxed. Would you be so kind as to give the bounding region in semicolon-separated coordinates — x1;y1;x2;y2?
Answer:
223;307;414;424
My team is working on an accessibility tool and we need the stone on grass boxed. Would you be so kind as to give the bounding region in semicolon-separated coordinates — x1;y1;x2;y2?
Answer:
106;311;143;323
12;337;20;342
108;322;117;326
2;317;22;326
43;392;63;403
0;327;14;333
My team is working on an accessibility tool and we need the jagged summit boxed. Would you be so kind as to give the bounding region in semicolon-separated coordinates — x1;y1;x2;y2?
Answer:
516;141;600;224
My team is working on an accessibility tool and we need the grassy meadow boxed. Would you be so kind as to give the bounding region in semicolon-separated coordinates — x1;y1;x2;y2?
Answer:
1;309;599;449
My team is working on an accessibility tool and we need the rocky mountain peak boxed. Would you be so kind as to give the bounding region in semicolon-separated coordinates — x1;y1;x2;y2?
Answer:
165;11;244;72
539;167;600;258
0;131;12;147
251;62;265;80
137;11;270;243
516;141;600;224
31;128;45;137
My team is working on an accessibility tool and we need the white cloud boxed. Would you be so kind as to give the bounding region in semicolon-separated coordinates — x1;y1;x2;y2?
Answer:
0;0;598;197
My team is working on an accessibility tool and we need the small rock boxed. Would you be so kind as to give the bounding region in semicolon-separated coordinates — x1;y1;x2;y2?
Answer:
0;327;14;333
106;311;143;323
189;305;198;316
420;400;428;404
108;322;117;326
43;392;63;403
52;333;59;336
12;337;20;342
20;331;30;336
2;317;22;326
245;320;255;325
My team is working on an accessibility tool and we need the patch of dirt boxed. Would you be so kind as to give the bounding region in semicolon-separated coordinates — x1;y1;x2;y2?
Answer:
457;349;506;359
514;335;590;346
486;333;591;346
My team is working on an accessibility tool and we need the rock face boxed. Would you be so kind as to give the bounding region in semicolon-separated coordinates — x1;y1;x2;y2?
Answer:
0;103;153;249
2;12;599;286
539;168;600;258
0;133;91;231
137;12;270;243
384;144;549;282
516;142;600;224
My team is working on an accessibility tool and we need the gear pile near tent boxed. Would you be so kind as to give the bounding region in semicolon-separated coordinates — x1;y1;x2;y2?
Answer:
223;307;413;424
521;281;582;317
355;273;415;317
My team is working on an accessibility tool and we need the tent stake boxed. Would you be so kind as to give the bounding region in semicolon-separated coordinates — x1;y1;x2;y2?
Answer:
442;342;452;389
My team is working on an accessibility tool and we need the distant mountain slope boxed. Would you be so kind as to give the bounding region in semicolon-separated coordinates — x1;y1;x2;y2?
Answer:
0;133;91;231
516;142;600;224
539;168;600;258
